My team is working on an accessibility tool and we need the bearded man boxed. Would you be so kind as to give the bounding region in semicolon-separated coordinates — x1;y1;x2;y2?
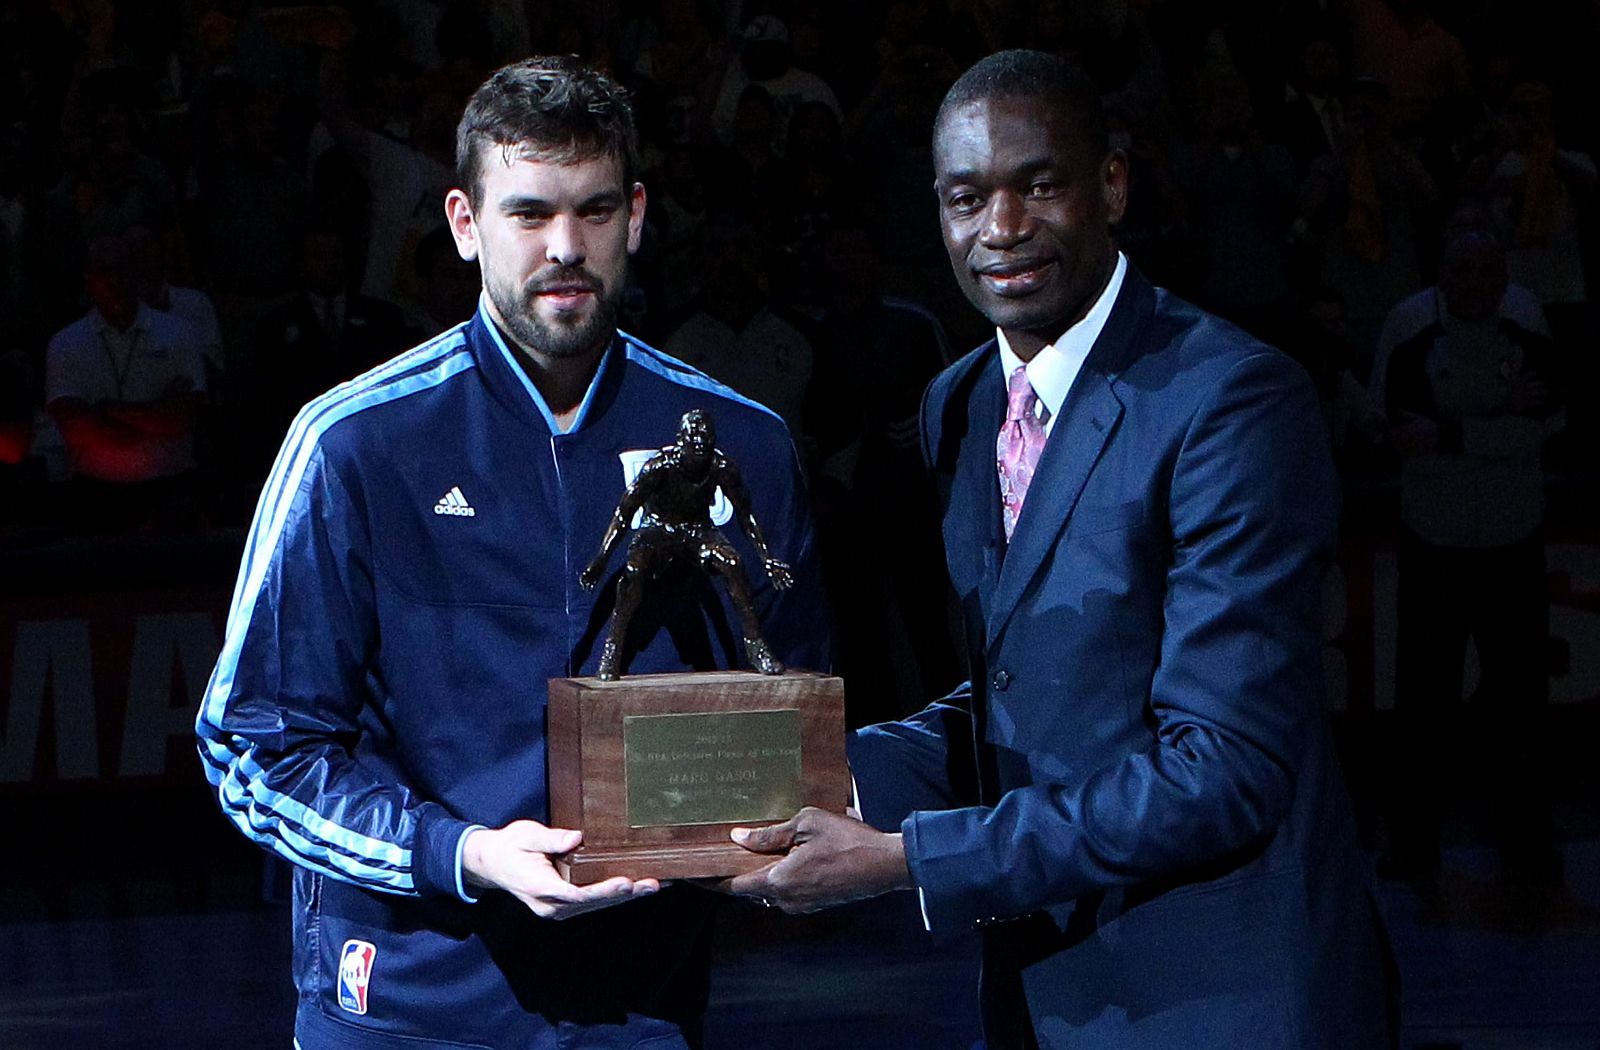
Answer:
198;56;823;1050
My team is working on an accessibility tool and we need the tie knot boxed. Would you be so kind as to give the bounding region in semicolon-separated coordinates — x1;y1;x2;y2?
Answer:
1006;365;1044;426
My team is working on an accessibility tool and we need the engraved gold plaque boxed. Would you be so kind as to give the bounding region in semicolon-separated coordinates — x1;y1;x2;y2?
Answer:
623;709;803;827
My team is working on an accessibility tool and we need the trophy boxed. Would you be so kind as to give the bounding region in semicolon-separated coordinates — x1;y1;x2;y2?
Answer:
547;410;848;883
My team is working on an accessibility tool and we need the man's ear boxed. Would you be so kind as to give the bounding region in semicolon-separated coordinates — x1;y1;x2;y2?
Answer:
1102;150;1129;227
445;188;479;262
626;182;647;254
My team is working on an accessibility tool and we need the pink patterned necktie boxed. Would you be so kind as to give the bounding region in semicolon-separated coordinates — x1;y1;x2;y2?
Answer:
997;364;1049;540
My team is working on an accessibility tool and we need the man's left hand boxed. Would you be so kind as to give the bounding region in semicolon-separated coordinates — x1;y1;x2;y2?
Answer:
726;807;911;913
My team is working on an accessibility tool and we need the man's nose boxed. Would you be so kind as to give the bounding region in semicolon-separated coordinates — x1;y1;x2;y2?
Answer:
545;215;586;268
979;191;1034;250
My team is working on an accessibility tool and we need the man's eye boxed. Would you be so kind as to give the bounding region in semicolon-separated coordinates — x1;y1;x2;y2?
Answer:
947;193;981;212
513;212;549;226
1028;182;1060;198
583;207;616;224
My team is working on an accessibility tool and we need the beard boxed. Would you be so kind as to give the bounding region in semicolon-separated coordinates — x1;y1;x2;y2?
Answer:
487;265;621;360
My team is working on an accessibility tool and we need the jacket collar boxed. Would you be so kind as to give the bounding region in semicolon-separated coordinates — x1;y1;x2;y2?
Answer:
467;295;620;436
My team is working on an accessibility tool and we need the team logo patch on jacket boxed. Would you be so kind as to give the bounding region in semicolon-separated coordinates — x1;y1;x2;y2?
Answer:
338;939;376;1015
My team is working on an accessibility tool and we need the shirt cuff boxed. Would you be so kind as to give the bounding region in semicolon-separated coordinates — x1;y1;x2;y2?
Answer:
455;824;486;904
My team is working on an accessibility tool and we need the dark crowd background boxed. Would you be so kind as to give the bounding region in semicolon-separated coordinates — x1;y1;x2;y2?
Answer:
1;0;1598;972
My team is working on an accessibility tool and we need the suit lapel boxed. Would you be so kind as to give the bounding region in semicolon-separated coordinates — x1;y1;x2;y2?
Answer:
985;268;1155;647
942;348;1006;628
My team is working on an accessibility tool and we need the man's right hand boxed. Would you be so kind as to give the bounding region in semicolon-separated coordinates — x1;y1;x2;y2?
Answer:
461;821;659;920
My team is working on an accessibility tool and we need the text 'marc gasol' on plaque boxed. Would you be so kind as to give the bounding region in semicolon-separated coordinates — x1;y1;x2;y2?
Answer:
623;708;803;828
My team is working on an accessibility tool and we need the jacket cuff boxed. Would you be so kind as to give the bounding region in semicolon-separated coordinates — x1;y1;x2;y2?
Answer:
413;805;479;902
902;807;993;935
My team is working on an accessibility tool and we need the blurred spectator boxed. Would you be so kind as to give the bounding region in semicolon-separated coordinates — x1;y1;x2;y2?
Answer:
1374;207;1552;386
372;0;452;72
631;0;717;146
0;2;79;131
48;106;178;244
1374;217;1565;903
1272;31;1348;177
44;235;208;530
0;124;34;348
643;143;710;334
1296;77;1439;369
1093;0;1169;120
846;40;959;324
190;77;307;297
767;100;855;311
1480;82;1596;320
709;15;843;152
872;0;975;75
663;222;815;449
311;39;457;305
1171;72;1298;338
1347;0;1472;135
123;223;224;381
1107;101;1191;293
786;3;876;110
370;0;523;76
241;225;416;477
701;85;785;227
408;225;479;338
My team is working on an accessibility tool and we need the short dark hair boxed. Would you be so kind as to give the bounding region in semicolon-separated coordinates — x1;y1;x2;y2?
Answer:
936;50;1108;158
455;56;640;206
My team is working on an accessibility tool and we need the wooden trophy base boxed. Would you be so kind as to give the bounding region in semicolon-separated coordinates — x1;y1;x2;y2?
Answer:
547;670;847;885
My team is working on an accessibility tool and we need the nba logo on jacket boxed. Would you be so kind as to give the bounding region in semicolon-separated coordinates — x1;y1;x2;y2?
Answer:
338;939;376;1015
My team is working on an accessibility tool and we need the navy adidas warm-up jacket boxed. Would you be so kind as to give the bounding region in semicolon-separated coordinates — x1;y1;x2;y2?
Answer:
197;303;826;1049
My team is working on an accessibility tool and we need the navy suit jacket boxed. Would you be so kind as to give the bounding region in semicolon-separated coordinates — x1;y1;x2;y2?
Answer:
851;267;1394;1048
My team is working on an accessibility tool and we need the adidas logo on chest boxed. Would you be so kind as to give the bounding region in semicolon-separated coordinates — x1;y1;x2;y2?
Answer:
434;486;476;517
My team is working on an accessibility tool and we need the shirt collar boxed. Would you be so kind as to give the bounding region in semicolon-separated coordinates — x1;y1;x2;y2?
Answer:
996;251;1126;424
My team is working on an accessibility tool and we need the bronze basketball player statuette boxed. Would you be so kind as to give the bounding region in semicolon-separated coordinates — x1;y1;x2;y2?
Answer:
579;409;795;679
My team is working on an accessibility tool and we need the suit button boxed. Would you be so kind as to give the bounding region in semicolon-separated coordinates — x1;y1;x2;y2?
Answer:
991;670;1011;691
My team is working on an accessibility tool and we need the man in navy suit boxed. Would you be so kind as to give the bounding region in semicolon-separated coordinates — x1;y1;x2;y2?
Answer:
730;50;1395;1048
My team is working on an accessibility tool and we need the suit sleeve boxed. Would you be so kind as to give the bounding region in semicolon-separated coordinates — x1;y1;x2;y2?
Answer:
903;352;1337;929
195;419;474;900
849;686;978;831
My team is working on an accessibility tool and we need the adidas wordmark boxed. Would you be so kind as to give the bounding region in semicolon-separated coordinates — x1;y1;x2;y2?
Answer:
434;486;476;517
